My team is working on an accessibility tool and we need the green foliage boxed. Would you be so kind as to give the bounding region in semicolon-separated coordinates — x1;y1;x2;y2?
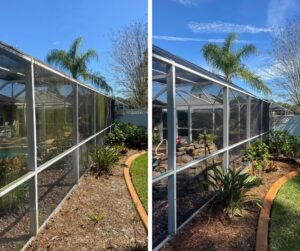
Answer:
0;156;28;215
91;147;120;175
105;127;126;146
267;130;300;158
202;33;271;94
130;153;148;211
90;210;106;224
105;122;147;149
208;167;262;217
46;37;111;92
242;140;269;173
198;133;218;143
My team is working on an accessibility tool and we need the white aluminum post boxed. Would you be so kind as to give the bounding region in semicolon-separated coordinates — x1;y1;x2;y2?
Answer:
167;63;177;235
260;100;263;139
26;60;39;235
223;87;229;171
72;84;79;183
188;105;192;143
93;93;97;146
246;96;251;148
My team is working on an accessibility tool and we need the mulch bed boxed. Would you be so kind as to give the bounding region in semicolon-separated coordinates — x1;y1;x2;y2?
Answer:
25;150;147;251
161;158;300;251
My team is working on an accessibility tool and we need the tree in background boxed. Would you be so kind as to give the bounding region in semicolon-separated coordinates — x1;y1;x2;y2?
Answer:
46;37;112;93
110;21;147;108
202;33;271;95
272;20;300;107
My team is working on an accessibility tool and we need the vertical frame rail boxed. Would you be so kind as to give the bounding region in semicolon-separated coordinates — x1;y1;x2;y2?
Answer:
167;63;177;235
72;84;79;183
223;87;229;171
26;60;39;235
246;96;251;148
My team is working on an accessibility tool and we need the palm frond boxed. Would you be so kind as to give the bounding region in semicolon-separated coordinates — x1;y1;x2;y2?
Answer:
87;72;112;93
46;49;70;70
236;44;257;60
237;66;271;94
223;33;238;53
69;37;83;59
202;44;223;70
80;49;99;63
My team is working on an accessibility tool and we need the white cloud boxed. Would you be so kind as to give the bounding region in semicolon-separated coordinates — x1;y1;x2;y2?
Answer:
153;35;253;43
52;41;61;45
188;21;272;34
174;0;205;6
267;0;298;28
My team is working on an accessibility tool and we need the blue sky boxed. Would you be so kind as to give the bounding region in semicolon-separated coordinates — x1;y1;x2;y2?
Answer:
0;0;147;93
153;0;300;101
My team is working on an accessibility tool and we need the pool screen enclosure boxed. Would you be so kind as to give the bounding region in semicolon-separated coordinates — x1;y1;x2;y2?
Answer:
152;46;270;249
0;42;114;250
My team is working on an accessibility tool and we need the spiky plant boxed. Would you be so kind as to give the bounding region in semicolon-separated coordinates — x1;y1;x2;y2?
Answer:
208;166;262;217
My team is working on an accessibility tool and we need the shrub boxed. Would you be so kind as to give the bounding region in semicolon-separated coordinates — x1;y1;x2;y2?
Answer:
198;133;218;143
105;127;126;146
105;122;147;149
267;130;300;158
242;140;269;173
208;166;262;217
91;147;120;176
0;156;28;216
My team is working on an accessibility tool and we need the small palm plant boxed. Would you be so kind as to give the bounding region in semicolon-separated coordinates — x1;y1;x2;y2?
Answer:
208;166;262;217
91;147;120;176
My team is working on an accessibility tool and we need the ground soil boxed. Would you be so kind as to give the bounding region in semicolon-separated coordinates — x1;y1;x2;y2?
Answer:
25;150;147;251
161;158;300;251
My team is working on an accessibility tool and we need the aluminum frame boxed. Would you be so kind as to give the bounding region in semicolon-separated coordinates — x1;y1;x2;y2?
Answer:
152;47;270;249
0;43;115;247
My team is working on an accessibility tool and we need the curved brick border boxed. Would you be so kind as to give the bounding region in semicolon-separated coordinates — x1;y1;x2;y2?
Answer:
256;170;300;251
124;151;148;231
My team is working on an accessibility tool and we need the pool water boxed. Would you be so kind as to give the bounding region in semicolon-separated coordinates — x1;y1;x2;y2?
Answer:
0;147;27;158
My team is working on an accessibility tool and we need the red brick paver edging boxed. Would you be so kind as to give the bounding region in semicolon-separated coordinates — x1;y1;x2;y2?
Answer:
256;170;300;251
124;151;148;231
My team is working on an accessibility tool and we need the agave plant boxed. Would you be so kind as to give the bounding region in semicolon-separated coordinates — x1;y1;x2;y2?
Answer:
91;146;120;176
208;166;262;217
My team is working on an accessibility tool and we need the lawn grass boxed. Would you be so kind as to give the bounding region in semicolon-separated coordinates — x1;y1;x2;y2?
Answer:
269;174;300;251
130;153;148;212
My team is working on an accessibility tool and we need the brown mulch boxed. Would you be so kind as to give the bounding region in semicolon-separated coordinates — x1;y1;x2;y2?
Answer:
25;150;147;251
161;158;300;251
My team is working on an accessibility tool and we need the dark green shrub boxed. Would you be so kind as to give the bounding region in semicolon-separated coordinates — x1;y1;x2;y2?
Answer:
105;127;126;146
208;166;262;217
242;139;269;173
105;122;147;149
91;147;120;176
267;130;300;158
0;156;28;215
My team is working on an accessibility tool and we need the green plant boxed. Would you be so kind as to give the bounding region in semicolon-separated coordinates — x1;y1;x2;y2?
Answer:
242;140;269;173
0;156;29;216
267;130;300;158
105;127;126;146
208;167;262;217
91;147;120;176
198;133;218;143
90;210;106;225
201;33;271;94
105;122;147;149
46;37;111;92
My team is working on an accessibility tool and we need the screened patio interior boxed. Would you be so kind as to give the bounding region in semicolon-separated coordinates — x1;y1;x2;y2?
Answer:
152;46;270;249
0;42;113;250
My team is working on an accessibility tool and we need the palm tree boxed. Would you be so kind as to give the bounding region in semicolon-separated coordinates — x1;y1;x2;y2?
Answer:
202;33;271;94
46;37;112;93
